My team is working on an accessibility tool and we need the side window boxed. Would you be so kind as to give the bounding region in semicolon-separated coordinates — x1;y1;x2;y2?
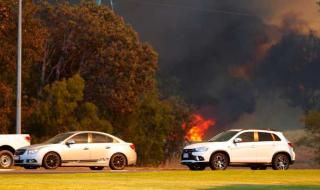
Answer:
237;132;254;142
70;133;88;144
272;134;281;141
258;132;274;142
92;133;114;143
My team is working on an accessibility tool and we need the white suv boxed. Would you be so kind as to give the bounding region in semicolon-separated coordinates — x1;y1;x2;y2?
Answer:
181;129;295;170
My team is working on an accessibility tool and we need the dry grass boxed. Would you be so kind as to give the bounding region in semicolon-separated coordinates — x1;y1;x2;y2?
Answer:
0;170;319;190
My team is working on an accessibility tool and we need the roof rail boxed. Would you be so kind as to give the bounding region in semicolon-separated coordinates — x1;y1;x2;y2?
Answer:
241;128;276;131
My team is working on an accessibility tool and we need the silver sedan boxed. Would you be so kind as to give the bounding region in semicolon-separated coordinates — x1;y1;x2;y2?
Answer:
14;131;137;170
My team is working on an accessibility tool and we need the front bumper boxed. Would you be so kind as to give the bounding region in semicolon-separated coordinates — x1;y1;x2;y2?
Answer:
14;154;42;166
180;149;210;165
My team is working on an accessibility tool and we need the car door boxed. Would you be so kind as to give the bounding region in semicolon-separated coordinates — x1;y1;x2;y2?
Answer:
88;133;115;164
255;132;276;163
229;132;257;163
60;133;91;163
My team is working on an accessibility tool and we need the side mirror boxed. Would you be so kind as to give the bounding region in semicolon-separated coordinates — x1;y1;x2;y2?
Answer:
234;138;242;143
66;139;75;146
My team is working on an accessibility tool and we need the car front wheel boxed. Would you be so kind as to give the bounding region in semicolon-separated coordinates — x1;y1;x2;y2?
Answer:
0;150;14;169
272;153;290;170
210;153;228;170
109;153;126;170
42;152;61;169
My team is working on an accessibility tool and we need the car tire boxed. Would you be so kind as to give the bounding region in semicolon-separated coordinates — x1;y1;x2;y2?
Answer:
89;166;104;170
109;153;127;170
42;152;61;170
272;153;290;170
187;164;206;171
24;166;38;170
210;152;229;170
0;150;14;169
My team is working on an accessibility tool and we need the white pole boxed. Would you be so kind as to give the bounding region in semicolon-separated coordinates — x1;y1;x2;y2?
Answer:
16;0;22;134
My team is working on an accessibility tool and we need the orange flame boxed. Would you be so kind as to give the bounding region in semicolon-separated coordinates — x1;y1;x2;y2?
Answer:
183;114;216;142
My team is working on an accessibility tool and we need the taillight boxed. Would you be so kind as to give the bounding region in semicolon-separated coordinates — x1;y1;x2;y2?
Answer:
288;142;293;148
130;144;135;150
25;135;31;143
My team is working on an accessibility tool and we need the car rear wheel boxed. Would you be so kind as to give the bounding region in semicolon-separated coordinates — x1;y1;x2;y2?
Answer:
109;153;126;170
272;153;290;170
0;150;14;169
210;153;228;170
89;166;104;170
42;152;61;169
187;164;206;171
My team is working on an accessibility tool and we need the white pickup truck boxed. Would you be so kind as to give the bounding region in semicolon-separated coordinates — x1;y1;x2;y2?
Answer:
0;134;31;169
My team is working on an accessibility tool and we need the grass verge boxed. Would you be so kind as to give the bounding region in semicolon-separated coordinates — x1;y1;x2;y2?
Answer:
0;170;319;190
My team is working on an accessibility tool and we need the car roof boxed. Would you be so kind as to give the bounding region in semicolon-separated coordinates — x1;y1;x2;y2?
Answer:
231;129;281;133
67;131;125;143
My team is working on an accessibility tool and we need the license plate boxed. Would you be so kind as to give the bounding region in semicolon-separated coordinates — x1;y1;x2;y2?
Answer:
14;155;20;160
183;153;189;159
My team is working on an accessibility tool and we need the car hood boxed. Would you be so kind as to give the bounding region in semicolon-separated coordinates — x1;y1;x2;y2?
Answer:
184;142;225;149
21;144;54;150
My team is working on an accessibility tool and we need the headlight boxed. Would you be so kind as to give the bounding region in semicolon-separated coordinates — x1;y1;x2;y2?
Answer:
27;149;39;155
195;146;208;152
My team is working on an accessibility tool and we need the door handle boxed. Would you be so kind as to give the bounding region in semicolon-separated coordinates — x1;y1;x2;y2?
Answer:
105;146;111;149
84;147;89;150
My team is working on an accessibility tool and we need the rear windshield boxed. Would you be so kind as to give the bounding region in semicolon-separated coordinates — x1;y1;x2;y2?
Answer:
208;131;239;142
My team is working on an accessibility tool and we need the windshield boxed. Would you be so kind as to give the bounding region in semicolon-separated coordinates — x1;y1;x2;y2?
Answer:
43;133;74;144
208;131;239;142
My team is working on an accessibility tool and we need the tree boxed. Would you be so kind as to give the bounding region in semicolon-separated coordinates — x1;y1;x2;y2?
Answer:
121;91;174;165
0;82;13;133
28;74;112;141
37;1;157;115
0;0;47;133
303;110;320;164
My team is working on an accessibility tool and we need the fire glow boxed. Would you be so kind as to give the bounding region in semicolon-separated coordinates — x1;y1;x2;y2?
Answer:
183;114;216;142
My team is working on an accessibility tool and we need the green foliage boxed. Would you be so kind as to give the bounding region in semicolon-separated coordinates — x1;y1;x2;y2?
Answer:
303;110;320;164
116;92;192;165
28;74;112;142
122;91;174;165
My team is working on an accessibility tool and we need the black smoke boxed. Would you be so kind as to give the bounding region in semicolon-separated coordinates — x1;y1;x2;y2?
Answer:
66;0;320;132
113;0;277;131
